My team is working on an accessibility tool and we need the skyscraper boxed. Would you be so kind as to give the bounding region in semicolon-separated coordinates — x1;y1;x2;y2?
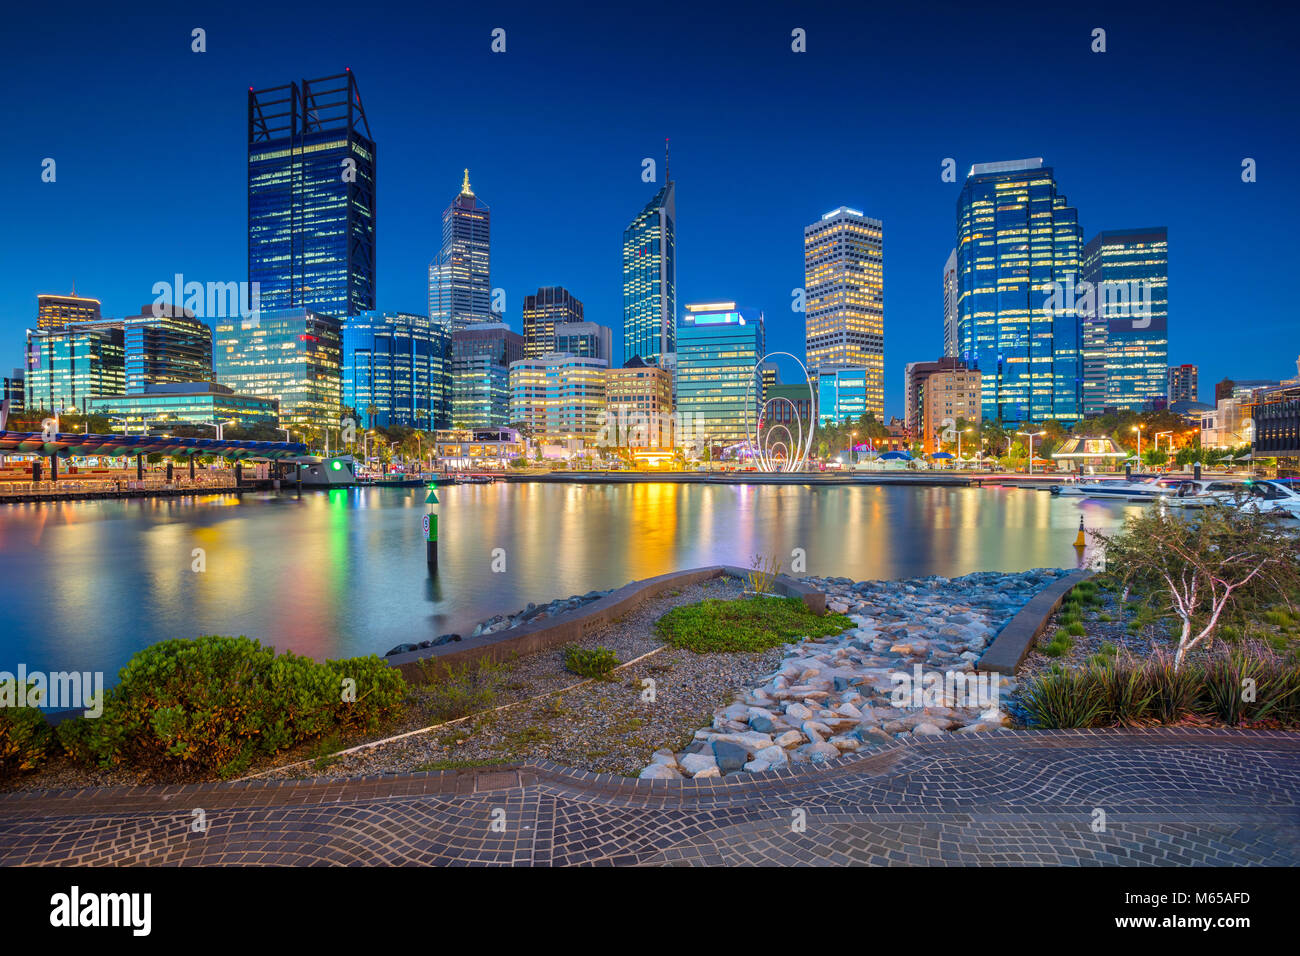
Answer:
955;159;1083;423
622;175;676;366
429;170;492;333
37;293;101;331
25;321;124;413
122;304;213;393
676;302;765;448
215;308;342;428
342;311;450;430
522;286;583;358
1168;364;1198;405
942;249;958;358
554;322;613;363
248;72;376;320
1079;228;1169;415
803;207;884;419
451;323;523;429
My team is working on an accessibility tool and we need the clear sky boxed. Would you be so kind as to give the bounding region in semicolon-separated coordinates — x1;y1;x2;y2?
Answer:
2;0;1296;417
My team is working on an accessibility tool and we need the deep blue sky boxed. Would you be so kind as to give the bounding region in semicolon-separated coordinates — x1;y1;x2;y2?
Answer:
2;0;1296;417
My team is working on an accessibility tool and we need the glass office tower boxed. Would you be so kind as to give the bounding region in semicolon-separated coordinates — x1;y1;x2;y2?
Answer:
816;366;869;426
215;308;341;428
675;302;765;448
248;71;376;319
342;311;450;430
522;286;584;358
451;323;524;429
804;207;884;418
956;159;1083;423
25;321;125;413
429;170;492;333
122;305;213;393
622;181;677;365
1079;228;1169;415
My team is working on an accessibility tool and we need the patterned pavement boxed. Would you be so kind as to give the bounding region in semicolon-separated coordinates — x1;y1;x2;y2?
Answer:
0;728;1296;866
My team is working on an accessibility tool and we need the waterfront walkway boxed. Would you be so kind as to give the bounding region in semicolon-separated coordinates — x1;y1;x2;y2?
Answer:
2;728;1295;865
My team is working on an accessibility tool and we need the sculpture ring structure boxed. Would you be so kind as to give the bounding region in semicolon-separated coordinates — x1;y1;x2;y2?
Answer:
744;352;817;472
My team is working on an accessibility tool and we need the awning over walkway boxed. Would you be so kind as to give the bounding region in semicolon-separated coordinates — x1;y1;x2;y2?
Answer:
0;431;308;460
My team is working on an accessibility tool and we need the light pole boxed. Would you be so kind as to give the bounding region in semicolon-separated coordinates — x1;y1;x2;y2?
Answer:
1131;424;1144;461
1016;430;1046;475
199;419;236;442
958;427;972;467
850;431;857;467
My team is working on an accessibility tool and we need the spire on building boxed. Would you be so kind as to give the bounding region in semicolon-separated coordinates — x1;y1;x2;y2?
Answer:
664;138;670;183
461;168;474;196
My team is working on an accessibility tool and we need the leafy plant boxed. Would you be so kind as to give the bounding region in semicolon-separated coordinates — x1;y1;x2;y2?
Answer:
1020;665;1106;728
418;657;508;722
656;596;852;653
746;553;782;596
562;645;620;679
0;680;53;778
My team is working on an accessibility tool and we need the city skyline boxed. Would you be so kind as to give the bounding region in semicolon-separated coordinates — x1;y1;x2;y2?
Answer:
3;2;1296;418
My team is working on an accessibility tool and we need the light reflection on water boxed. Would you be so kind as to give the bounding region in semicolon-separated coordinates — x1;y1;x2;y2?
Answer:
0;483;1141;677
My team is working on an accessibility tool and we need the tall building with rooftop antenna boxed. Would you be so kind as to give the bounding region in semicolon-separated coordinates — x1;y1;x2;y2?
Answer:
622;141;677;366
429;170;493;333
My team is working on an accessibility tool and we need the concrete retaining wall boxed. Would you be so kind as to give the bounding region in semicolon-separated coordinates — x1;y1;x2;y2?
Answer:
979;569;1095;674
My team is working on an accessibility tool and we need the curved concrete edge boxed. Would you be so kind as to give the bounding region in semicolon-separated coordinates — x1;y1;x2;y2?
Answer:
386;565;829;682
978;568;1095;674
3;727;1295;815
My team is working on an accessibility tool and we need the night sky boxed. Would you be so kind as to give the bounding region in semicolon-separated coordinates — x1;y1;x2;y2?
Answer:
2;0;1296;417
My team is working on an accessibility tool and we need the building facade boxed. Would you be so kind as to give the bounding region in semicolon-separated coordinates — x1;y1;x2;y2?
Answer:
904;357;981;453
942;249;958;358
956;159;1083;423
622;180;677;365
521;286;583;358
450;323;523;429
508;353;608;444
248;72;376;319
122;305;213;393
605;357;673;448
215;308;342;428
554;321;613;363
429;170;492;333
1079;228;1169;415
342;311;450;430
816;367;869;426
37;293;102;332
804;206;884;418
25;321;125;414
87;382;279;430
675;303;765;450
1168;363;1198;405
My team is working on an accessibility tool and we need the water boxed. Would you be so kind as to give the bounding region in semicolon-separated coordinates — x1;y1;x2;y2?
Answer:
0;483;1141;679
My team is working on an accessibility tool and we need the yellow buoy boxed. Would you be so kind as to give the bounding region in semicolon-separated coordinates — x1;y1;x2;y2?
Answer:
1074;515;1086;548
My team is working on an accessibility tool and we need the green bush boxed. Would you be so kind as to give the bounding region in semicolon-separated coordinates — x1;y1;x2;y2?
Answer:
0;680;53;779
57;636;406;779
563;645;620;679
656;596;853;653
1020;665;1106;728
417;658;507;722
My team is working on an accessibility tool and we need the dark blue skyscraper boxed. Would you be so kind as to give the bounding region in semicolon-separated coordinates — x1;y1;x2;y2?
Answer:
956;159;1083;423
429;171;492;333
248;71;376;320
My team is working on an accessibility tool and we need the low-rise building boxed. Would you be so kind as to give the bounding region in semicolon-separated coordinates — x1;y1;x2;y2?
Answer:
87;382;279;430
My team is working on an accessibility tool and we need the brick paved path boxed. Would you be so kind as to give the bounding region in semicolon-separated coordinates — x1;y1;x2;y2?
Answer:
1;728;1296;865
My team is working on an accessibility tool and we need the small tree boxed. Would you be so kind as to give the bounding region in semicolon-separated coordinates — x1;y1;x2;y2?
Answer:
1095;504;1300;668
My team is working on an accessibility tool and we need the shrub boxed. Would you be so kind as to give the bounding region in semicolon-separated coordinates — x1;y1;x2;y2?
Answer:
57;636;407;778
1020;665;1106;728
418;658;507;723
0;680;53;778
562;645;620;679
656;597;853;653
1092;653;1156;726
1141;648;1199;724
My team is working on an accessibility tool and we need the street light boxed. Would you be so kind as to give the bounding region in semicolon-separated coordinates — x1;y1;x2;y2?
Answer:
850;431;857;467
1131;424;1144;460
1016;430;1046;475
958;427;972;466
198;419;237;442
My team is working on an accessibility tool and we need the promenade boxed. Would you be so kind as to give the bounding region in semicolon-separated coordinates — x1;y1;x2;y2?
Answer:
2;728;1294;866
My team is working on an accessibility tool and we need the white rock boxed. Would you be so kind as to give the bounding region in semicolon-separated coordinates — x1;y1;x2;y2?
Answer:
639;763;683;779
679;752;718;776
774;730;806;749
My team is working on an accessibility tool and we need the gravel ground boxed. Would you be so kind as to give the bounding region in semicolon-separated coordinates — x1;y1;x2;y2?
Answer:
264;575;792;780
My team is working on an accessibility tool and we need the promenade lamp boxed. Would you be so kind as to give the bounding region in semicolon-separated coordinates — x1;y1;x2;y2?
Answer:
279;427;293;445
1016;430;1046;475
959;427;972;465
1131;424;1144;459
850;431;858;466
199;419;237;442
1154;430;1173;453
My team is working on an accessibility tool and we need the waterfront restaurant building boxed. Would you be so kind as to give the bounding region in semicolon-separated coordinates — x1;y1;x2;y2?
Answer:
87;382;279;431
675;303;765;450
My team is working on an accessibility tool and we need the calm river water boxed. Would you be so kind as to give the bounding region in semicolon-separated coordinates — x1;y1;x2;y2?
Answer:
0;482;1141;678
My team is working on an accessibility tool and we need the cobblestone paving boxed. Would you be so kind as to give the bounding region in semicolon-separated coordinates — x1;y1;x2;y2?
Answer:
1;729;1295;866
